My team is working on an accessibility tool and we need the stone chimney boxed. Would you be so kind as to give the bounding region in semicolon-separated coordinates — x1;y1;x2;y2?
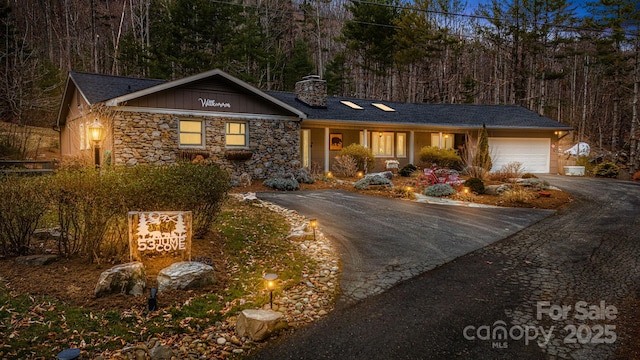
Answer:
295;75;327;108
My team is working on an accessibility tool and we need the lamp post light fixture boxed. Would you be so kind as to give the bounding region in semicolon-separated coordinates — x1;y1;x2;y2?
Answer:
309;218;318;241
264;273;278;309
88;119;104;168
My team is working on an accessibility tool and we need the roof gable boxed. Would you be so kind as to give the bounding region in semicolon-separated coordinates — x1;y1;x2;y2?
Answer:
57;70;305;126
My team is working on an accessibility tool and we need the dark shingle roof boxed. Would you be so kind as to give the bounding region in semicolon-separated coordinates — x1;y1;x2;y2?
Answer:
70;72;166;104
266;91;572;130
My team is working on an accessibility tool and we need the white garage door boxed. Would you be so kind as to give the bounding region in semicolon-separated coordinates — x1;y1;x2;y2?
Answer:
488;138;550;173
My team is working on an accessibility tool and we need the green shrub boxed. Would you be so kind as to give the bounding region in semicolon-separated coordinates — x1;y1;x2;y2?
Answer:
399;163;417;177
418;146;461;169
0;175;51;256
575;156;595;174
354;175;393;190
295;168;315;184
593;162;619;178
120;162;231;238
424;183;456;197
463;177;485;194
51;168;123;261
51;163;231;261
473;124;493;171
339;144;375;172
264;174;300;191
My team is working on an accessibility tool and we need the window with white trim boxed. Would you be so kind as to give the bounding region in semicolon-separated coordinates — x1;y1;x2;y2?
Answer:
179;119;204;148
431;133;454;149
371;132;394;157
396;133;406;158
225;121;247;147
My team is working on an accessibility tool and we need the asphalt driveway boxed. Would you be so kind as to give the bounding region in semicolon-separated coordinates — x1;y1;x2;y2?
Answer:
257;190;554;305
252;176;640;359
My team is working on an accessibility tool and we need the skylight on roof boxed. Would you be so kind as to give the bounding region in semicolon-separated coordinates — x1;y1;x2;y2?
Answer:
341;100;364;110
372;103;395;112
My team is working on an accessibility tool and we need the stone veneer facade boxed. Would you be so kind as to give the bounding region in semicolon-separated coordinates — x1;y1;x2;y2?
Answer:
112;111;300;180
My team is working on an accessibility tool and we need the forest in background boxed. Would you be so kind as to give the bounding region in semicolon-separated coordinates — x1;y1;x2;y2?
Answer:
1;0;639;170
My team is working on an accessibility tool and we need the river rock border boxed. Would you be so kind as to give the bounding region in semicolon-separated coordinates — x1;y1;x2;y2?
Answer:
97;193;340;359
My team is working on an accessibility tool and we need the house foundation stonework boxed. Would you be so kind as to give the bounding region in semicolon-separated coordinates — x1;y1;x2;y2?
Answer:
112;112;300;180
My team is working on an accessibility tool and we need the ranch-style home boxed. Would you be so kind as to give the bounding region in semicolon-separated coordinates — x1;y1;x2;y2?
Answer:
56;69;572;180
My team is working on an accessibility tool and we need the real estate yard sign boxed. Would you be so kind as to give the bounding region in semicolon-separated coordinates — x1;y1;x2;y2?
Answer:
128;211;192;262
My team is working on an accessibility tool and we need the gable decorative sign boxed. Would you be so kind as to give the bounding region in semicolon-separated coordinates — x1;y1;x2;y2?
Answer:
198;98;231;108
128;211;192;262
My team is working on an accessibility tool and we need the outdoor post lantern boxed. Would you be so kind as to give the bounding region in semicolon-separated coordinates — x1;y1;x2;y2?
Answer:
88;119;104;168
309;218;318;241
264;273;278;309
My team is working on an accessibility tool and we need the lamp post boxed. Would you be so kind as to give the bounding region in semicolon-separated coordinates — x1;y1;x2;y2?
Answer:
309;218;318;241
264;273;278;309
88;120;104;169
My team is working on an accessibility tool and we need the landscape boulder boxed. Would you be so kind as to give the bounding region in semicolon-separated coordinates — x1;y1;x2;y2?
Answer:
94;262;146;297
484;184;513;195
236;309;288;341
156;261;216;292
14;254;58;266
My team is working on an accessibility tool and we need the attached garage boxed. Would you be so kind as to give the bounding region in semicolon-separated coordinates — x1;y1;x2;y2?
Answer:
489;138;551;173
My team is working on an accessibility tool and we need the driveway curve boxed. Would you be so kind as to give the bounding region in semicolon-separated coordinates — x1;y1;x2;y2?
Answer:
252;176;640;359
257;190;553;305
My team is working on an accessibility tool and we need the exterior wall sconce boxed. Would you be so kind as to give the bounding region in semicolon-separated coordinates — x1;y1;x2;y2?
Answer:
264;273;278;309
309;218;318;241
88;119;104;168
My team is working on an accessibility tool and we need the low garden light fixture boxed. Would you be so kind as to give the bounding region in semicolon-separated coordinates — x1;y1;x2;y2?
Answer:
264;273;278;309
357;171;364;178
463;187;470;194
88;119;105;168
309;218;318;240
326;171;333;178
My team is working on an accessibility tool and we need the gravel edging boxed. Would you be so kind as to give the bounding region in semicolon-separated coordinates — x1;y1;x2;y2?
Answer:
96;193;341;359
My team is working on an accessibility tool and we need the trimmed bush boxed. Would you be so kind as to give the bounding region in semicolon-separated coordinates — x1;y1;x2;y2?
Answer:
522;173;538;179
0;175;51;256
339;144;375;172
463;177;485;194
354;175;393;190
593;162;619;178
264;174;300;191
424;183;456;197
418;146;461;168
399;163;418;177
295;168;315;184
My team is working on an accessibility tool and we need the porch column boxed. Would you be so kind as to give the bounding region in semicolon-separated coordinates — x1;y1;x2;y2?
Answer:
363;129;368;148
324;127;330;173
409;131;415;164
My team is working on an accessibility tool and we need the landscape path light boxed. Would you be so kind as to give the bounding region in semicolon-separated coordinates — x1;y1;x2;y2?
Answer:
88;119;105;168
309;218;318;241
264;273;278;309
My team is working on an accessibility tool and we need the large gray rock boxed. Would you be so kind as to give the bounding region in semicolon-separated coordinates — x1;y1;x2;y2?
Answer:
236;309;288;341
94;262;146;297
149;345;174;360
484;184;513;195
14;254;58;266
157;261;216;292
